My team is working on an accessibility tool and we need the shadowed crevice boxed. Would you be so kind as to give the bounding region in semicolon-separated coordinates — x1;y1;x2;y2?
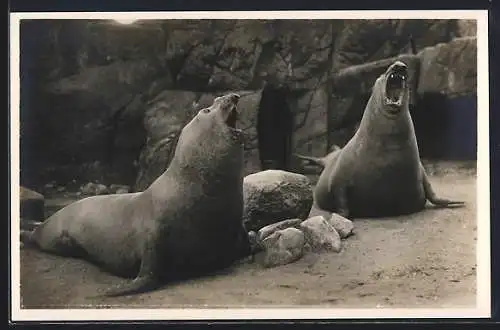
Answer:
256;85;294;171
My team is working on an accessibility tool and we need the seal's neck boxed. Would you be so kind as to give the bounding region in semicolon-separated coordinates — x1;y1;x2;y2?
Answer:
355;95;418;151
164;147;244;186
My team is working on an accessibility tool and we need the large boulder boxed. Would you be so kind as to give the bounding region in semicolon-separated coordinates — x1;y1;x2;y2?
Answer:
20;186;45;221
243;170;313;231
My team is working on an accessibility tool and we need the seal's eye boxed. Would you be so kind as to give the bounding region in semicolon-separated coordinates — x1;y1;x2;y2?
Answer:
200;108;211;114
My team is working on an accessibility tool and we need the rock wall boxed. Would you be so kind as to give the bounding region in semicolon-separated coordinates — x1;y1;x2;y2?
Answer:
417;37;477;97
19;19;476;190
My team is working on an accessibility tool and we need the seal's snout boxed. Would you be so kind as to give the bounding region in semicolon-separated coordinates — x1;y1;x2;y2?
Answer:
384;61;409;110
215;93;240;104
389;61;407;70
228;93;240;103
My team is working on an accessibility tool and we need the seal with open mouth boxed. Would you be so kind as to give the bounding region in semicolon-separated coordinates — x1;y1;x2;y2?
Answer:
21;93;252;297
385;61;408;110
296;61;464;218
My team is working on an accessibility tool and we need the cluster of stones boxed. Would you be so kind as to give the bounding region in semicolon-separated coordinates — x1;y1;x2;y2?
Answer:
243;169;354;268
79;182;130;196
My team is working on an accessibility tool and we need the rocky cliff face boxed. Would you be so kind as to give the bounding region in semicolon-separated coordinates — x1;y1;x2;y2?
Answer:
19;19;477;191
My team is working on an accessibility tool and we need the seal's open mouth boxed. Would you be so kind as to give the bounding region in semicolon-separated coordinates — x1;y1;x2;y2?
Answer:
226;104;238;129
219;93;241;132
384;62;408;109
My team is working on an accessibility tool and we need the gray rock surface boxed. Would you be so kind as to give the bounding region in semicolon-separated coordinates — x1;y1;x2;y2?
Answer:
328;213;354;239
260;227;306;268
109;184;130;194
299;216;342;252
417;37;477;97
80;182;109;195
257;218;303;243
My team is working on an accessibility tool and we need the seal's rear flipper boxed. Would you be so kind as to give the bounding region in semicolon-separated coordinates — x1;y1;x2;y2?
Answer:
21;219;42;231
294;154;327;168
96;237;164;297
428;198;465;208
100;276;161;298
330;144;341;152
421;163;465;209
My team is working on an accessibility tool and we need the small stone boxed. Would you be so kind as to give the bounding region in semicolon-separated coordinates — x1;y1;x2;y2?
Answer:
94;184;109;195
248;230;258;247
257;218;302;243
261;227;305;268
80;182;109;195
109;184;131;194
299;216;342;252
328;213;354;239
80;182;96;195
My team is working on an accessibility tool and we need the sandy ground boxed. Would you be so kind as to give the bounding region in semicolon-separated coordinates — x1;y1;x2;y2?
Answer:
18;172;477;309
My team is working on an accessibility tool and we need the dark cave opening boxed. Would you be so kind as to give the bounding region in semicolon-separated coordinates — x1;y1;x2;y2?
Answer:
411;93;477;161
256;86;294;171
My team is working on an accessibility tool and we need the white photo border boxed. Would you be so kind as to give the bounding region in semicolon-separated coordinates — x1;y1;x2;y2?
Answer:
9;9;491;321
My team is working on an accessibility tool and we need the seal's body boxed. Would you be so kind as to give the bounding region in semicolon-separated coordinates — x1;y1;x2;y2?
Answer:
22;93;251;296
297;61;464;219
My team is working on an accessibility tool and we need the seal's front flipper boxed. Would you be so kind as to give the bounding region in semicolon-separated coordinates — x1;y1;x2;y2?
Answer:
330;185;351;219
101;275;160;298
326;167;351;219
421;163;465;208
99;237;163;298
